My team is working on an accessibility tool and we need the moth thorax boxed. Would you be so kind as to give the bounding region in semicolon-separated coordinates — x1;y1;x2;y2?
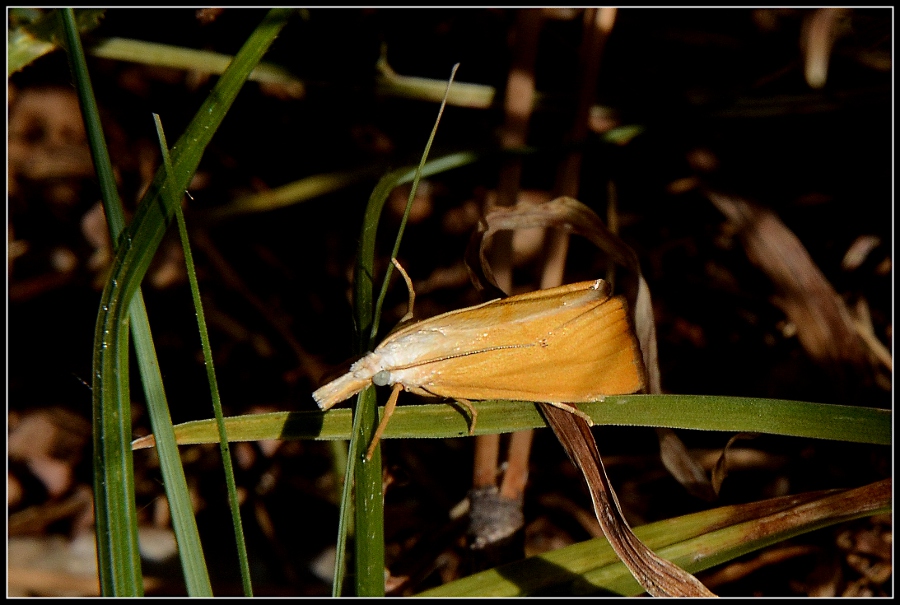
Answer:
372;370;392;386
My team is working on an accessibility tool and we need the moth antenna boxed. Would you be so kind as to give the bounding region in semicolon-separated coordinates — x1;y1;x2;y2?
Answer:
391;257;416;323
366;382;404;461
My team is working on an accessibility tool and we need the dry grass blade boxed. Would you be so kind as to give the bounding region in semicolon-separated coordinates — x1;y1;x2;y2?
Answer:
707;192;872;392
657;427;718;502
801;8;850;89
538;403;716;597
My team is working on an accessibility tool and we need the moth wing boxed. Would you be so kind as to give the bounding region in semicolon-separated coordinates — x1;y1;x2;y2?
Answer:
376;280;611;365
391;288;645;403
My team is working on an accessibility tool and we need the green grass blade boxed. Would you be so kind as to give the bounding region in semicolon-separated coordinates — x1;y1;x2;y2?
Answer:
352;149;483;347
334;71;462;596
352;388;385;596
340;161;386;598
418;479;891;596
8;8;105;75
153;114;253;597
134;396;890;449
331;388;366;596
133;392;887;597
142;117;213;595
76;8;294;595
105;9;297;316
155;114;253;596
88;36;305;95
66;6;209;592
127;293;212;595
205;166;386;220
588;394;891;445
370;64;459;343
61;9;141;594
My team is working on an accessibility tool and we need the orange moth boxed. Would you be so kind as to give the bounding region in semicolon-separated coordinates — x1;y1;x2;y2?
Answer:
313;275;646;459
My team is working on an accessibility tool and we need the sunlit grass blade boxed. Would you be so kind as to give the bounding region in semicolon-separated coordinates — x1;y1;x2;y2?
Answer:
370;63;460;344
74;8;294;595
331;65;461;597
61;8;141;594
131;396;891;450
154;115;252;595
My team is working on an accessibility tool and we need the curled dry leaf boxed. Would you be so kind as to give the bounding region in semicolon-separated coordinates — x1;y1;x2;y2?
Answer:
710;432;761;496
539;403;716;596
657;427;718;502
707;192;873;394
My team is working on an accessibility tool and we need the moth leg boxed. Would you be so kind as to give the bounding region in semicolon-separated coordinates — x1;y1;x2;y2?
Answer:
366;382;403;461
544;401;594;426
452;398;478;435
391;257;416;323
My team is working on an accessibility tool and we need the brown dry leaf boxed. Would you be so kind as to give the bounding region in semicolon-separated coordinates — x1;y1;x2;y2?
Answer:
657;427;718;502
539;403;716;596
710;432;760;496
801;8;851;89
8;408;91;499
8;87;93;183
703;481;890;596
707;192;873;392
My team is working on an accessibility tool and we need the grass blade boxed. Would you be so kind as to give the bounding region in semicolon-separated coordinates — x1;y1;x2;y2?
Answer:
418;479;891;596
133;396;891;449
332;67;460;596
77;8;294;594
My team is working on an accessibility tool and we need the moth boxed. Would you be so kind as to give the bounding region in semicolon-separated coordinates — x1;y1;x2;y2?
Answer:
313;275;646;460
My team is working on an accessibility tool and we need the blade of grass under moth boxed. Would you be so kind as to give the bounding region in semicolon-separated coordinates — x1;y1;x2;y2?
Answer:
418;478;890;596
77;8;293;595
132;396;891;450
154;115;251;596
332;65;461;596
